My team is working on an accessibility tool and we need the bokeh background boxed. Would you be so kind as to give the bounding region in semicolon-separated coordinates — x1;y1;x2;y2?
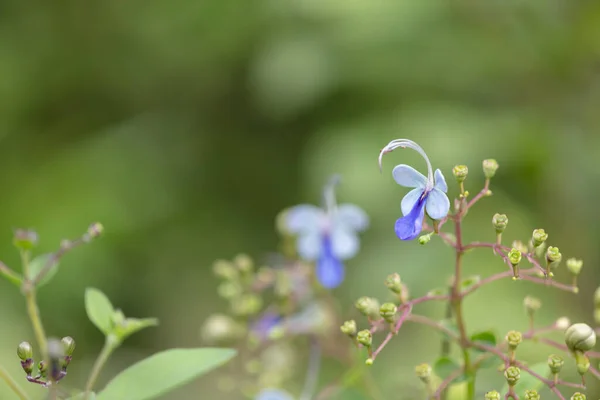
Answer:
1;0;600;399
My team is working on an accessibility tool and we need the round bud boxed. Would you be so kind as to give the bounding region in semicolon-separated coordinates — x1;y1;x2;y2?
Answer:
492;214;508;234
504;366;520;386
87;222;104;238
575;352;590;376
38;360;47;377
523;296;541;316
485;391;501;400
365;358;374;366
231;294;263;316
546;246;562;268
355;297;380;320
566;258;583;277
565;323;596;352
61;336;76;357
340;320;357;337
547;354;564;374
13;229;39;250
414;363;432;383
379;303;398;323
213;260;239;280
506;330;523;350
356;330;372;347
531;229;548;247
555;317;570;330
418;234;431;245
17;341;33;361
234;254;254;274
571;393;586;400
218;281;243;299
385;273;402;294
508;248;522;266
200;314;245;344
482;159;499;179
525;390;540;400
452;165;468;183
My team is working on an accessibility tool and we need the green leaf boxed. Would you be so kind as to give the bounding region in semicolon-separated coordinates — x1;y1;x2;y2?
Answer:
96;348;237;400
85;288;115;335
500;362;548;398
29;254;59;288
433;356;460;379
427;287;448;297
469;349;501;369
459;275;481;294
439;319;459;341
470;330;497;351
66;392;96;400
114;317;159;341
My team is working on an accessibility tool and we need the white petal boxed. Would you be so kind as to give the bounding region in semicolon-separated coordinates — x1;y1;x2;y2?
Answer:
331;228;359;259
297;232;322;260
401;188;424;216
285;205;323;234
392;164;427;188
333;204;369;232
434;169;448;193
426;188;450;220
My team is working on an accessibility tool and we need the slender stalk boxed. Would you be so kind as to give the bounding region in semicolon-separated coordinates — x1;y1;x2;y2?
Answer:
299;337;321;400
21;250;48;362
0;364;30;400
84;338;116;399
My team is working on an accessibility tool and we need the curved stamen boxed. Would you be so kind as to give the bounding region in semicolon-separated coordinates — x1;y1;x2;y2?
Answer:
322;174;342;214
378;139;434;189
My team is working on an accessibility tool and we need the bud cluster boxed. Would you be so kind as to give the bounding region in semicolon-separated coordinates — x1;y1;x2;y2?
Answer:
17;337;75;386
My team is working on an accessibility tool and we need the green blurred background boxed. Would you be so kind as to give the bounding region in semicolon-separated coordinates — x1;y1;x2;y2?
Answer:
1;0;600;398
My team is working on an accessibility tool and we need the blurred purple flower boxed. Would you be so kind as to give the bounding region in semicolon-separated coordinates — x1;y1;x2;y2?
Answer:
379;139;449;240
255;388;295;400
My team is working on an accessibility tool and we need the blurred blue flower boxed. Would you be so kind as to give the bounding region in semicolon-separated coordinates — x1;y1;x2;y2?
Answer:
251;311;283;340
379;139;450;241
255;388;295;400
284;176;369;289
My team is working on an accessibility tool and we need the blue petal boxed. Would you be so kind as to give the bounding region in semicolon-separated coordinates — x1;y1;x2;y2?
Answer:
251;312;283;339
392;164;427;188
334;204;369;232
401;188;424;216
297;232;322;260
285;205;323;234
331;227;359;259
255;389;295;400
426;187;450;220
316;236;345;288
395;194;427;240
434;169;448;192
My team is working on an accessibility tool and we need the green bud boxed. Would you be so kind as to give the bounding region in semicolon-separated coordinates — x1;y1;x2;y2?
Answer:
547;354;564;374
213;260;239;280
595;309;600;325
452;165;468;183
492;214;508;234
524;390;540;400
201;314;245;344
13;229;38;250
17;341;33;361
546;246;562;270
60;336;75;357
595;286;600;308
418;234;431;245
575;351;590;376
20;358;34;375
365;358;373;366
414;363;432;384
506;330;523;350
484;391;501;400
566;258;583;276
38;360;47;378
231;294;263;316
482;159;499;179
565;323;596;352
523;296;541;317
504;366;520;386
234;254;254;274
379;303;397;323
340;320;357;337
355;297;380;320
555;317;570;330
217;281;243;299
87;222;104;239
571;392;586;400
508;248;522;266
385;273;403;294
356;330;372;347
531;229;548;247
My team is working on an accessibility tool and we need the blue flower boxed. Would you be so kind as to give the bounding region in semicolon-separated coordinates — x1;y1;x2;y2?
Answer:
379;139;450;241
255;388;295;400
283;176;369;289
251;311;284;340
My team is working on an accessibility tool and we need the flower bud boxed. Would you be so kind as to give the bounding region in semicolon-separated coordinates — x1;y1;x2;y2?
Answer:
523;296;541;317
356;330;372;347
546;246;562;270
213;260;239;280
201;314;245;344
355;297;380;320
379;303;397;323
13;229;38;250
571;393;586;400
595;286;600;308
556;317;570;330
531;229;548;247
525;390;540;400
547;354;564;374
418;234;431;245
485;391;500;400
575;351;590;376
492;214;508;234
506;330;523;350
566;258;583;277
61;336;76;357
385;273;402;294
340;320;357;337
38;360;47;378
87;222;104;239
17;341;33;361
217;281;243;299
452;165;468;183
565;323;596;352
508;248;521;266
504;366;520;386
595;309;600;325
483;159;499;179
231;294;263;316
234;254;254;274
415;363;432;384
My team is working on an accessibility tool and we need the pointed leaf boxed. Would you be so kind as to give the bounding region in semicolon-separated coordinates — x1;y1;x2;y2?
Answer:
96;348;236;400
500;362;547;398
85;288;115;335
459;275;481;294
433;356;460;379
470;330;497;352
114;317;159;341
29;254;59;288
